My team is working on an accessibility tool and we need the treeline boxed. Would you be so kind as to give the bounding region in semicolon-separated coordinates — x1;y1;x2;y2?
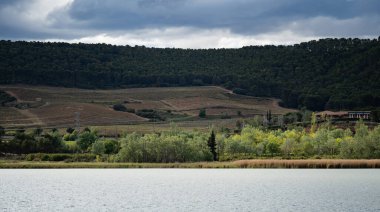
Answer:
0;127;213;162
0;38;379;110
218;121;380;160
1;121;380;162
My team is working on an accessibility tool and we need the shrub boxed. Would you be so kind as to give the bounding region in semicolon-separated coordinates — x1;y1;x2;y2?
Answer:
112;104;127;112
126;108;135;113
198;108;206;118
63;131;78;141
25;153;96;162
136;109;164;121
64;141;79;153
70;154;96;162
48;154;72;161
91;139;105;155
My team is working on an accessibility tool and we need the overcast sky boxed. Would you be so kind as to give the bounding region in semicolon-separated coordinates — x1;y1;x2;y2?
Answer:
0;0;379;48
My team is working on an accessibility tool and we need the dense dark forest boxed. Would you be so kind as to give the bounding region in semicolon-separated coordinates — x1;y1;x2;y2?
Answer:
0;38;379;111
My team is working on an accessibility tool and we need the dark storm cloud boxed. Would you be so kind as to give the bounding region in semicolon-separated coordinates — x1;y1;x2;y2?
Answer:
66;0;292;32
64;0;380;34
0;0;23;6
266;0;380;19
0;0;379;45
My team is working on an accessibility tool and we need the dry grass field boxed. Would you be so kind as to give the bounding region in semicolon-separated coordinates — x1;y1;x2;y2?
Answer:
0;85;296;131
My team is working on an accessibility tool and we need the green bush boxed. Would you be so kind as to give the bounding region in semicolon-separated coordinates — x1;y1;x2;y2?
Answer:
136;109;164;121
70;154;97;162
64;141;79;153
25;153;96;162
63;131;78;141
198;108;206;118
48;154;72;161
77;131;97;152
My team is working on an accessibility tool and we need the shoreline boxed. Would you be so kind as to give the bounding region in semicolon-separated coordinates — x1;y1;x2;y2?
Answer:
1;159;380;169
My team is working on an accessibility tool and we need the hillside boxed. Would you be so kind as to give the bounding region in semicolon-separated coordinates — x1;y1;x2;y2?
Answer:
0;85;295;130
0;38;379;110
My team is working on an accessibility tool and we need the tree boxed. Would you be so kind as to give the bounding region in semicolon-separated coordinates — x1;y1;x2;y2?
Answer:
235;120;243;131
36;132;63;153
281;139;296;158
66;127;75;134
199;108;206;118
237;110;242;116
266;141;279;157
207;130;217;161
7;130;37;154
91;140;105;155
372;110;380;122
310;112;317;133
33;127;43;136
266;110;272;125
104;139;119;154
77;131;97;152
301;108;312;124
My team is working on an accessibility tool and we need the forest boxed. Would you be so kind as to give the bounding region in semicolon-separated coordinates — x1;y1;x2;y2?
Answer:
0;38;379;111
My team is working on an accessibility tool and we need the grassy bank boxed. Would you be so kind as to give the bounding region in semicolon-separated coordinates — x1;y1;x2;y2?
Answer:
1;159;380;169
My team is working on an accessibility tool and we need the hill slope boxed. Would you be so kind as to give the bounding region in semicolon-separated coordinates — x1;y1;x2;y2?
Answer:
0;38;379;110
0;85;294;129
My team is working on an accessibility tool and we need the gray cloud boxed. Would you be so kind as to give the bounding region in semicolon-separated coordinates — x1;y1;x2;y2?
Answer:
0;0;379;47
64;0;380;34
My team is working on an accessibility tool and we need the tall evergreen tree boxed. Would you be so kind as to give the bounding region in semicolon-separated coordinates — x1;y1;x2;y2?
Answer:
267;110;272;123
207;130;217;161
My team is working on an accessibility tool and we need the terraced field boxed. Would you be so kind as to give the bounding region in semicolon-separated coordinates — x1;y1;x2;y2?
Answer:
0;85;296;131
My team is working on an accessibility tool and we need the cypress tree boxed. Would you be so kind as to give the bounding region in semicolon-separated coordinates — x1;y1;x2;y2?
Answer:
207;130;217;161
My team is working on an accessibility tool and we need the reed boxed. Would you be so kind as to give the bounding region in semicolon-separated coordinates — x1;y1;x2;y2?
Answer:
1;159;380;169
233;159;380;168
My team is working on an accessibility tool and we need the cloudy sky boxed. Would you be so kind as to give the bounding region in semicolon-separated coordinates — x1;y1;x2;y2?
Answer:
0;0;379;48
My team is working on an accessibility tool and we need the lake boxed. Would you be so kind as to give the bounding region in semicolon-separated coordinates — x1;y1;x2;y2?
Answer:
1;169;379;211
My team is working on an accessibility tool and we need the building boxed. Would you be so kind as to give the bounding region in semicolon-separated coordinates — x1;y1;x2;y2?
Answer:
347;111;371;119
316;111;371;120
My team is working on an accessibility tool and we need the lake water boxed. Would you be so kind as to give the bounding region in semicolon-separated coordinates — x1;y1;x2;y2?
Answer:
1;169;379;211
